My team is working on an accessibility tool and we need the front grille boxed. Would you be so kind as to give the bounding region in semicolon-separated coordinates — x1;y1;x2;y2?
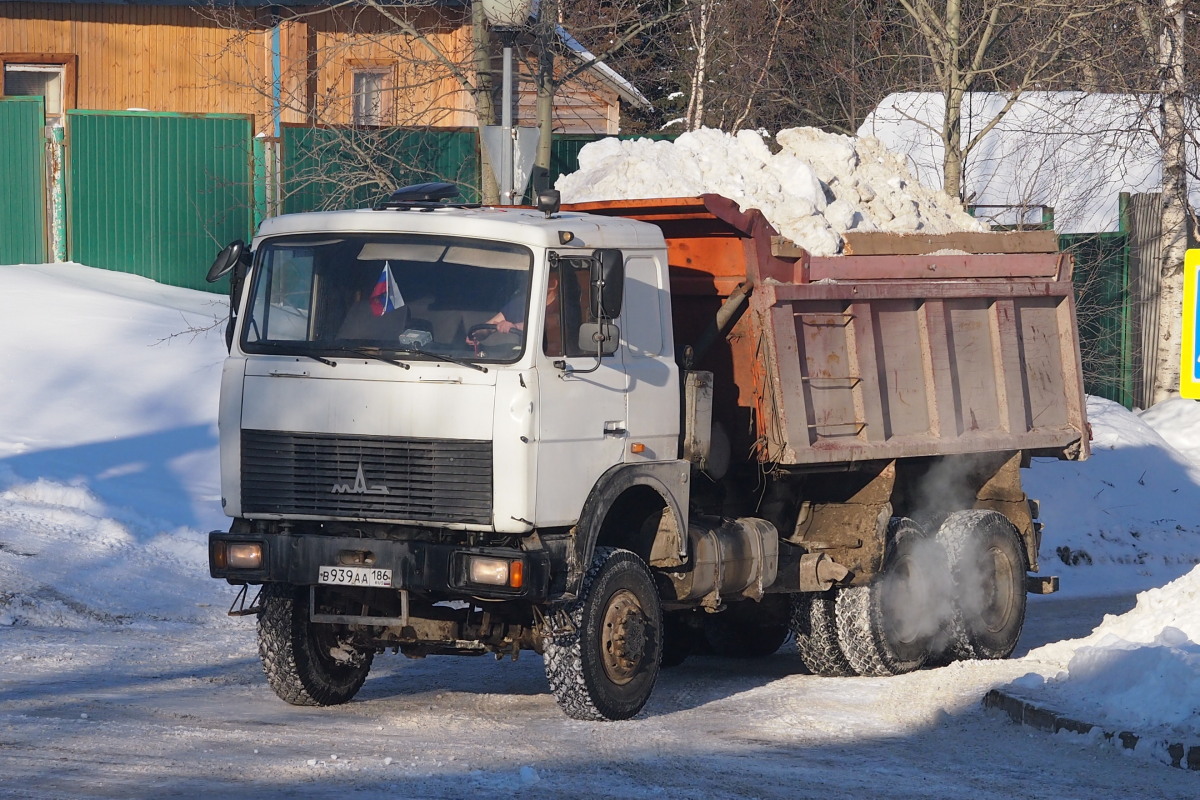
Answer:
241;430;492;525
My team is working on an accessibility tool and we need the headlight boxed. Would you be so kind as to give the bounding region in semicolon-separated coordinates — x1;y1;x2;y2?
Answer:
466;556;524;589
226;542;263;569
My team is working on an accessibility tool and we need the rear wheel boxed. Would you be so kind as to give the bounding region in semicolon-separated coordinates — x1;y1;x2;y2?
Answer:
543;548;663;720
835;518;949;676
935;510;1028;661
790;591;857;676
257;583;374;706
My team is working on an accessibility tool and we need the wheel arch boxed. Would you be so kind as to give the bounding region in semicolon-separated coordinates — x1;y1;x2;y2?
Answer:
564;461;690;599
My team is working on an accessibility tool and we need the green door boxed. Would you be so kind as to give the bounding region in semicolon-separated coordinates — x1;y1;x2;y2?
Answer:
0;97;47;264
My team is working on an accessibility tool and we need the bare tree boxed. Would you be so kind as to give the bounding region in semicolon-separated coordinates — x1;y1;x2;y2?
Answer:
521;0;684;177
890;0;1125;201
1152;0;1189;401
195;1;500;206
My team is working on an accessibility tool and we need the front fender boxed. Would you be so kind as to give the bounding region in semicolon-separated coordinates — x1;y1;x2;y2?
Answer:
561;460;691;599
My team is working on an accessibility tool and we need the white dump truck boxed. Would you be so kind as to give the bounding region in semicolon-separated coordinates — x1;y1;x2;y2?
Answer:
207;184;1088;720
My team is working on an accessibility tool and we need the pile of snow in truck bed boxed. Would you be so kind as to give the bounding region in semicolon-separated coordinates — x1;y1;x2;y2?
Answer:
555;127;985;256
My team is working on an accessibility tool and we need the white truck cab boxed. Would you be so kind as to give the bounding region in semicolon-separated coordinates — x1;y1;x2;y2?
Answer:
208;187;702;721
218;196;681;537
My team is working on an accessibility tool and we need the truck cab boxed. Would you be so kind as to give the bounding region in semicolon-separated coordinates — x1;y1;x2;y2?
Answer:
209;189;696;720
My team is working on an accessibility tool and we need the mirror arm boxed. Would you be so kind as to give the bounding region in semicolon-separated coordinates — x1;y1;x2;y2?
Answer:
556;319;612;376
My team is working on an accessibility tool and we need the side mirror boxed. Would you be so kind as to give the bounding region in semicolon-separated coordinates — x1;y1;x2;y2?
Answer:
591;249;624;319
578;322;620;356
207;240;247;283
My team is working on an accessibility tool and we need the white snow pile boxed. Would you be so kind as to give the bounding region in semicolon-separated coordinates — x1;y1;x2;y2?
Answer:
556;127;986;256
0;263;230;628
1009;396;1200;747
1023;397;1200;596
1014;567;1200;743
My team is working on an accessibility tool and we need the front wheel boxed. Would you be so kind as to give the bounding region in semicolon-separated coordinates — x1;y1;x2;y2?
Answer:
257;583;374;706
935;510;1028;661
543;548;663;721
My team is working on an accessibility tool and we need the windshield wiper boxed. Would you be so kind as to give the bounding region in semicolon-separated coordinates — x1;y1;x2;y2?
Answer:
327;347;411;370
299;353;337;367
397;345;489;373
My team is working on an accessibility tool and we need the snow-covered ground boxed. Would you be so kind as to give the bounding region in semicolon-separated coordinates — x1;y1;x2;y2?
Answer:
2;262;1200;797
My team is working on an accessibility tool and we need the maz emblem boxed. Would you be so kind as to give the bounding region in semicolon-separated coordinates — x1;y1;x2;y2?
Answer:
331;462;390;495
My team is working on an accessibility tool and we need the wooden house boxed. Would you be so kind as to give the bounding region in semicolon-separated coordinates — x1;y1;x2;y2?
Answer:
0;0;646;135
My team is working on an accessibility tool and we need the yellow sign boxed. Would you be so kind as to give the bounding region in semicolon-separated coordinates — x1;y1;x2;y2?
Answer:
1182;249;1200;399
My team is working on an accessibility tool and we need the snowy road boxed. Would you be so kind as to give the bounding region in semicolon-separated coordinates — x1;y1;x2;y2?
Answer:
3;265;1199;796
2;593;1195;800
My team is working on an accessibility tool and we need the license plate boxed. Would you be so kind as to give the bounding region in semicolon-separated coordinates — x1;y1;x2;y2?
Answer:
318;565;392;588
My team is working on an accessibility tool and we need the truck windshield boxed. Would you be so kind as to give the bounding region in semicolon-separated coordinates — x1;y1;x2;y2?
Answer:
241;234;533;364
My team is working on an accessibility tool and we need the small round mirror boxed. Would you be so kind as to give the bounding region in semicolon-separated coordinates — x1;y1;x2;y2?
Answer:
206;240;246;283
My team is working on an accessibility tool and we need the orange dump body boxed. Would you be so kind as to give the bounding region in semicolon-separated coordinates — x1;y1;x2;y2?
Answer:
565;195;1089;468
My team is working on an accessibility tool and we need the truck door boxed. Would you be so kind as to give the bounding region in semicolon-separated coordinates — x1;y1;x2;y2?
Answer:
534;253;628;527
617;254;678;460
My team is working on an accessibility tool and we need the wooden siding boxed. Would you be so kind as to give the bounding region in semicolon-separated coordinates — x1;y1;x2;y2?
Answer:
0;4;272;123
518;75;621;135
1;3;625;135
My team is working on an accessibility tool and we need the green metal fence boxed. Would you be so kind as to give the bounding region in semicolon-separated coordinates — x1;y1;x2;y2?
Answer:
280;126;482;214
278;128;674;213
0;97;47;264
1060;230;1133;408
67;110;255;291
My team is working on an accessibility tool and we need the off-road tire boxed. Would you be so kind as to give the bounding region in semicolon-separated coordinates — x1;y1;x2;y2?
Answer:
790;591;857;676
702;596;791;659
543;548;663;720
935;509;1028;661
257;583;374;706
835;518;948;677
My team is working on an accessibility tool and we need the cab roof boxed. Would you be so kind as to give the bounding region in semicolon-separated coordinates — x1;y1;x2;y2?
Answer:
253;205;666;252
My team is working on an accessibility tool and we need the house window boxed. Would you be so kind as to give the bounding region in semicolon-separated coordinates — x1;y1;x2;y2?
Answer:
350;63;394;126
1;55;76;126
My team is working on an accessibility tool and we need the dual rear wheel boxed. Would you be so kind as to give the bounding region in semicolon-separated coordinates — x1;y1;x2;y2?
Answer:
791;512;1028;676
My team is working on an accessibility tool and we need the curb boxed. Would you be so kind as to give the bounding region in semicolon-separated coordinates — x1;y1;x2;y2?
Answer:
983;689;1200;771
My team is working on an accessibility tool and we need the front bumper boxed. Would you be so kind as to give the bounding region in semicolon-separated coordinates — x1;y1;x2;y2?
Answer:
208;530;550;602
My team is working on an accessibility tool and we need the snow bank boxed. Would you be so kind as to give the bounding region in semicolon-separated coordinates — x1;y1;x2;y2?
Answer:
0;472;222;627
1022;397;1200;597
0;263;231;629
556;127;985;256
1139;396;1200;467
1015;566;1200;743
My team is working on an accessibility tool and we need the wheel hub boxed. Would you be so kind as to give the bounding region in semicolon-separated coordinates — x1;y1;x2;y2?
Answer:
601;589;648;685
980;545;1015;632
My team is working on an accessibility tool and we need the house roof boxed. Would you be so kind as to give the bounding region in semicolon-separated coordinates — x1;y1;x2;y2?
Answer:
555;25;650;110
